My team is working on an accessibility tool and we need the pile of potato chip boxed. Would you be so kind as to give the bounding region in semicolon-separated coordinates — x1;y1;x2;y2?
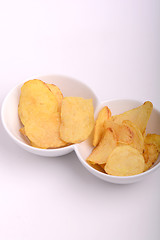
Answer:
87;102;160;176
18;80;160;176
18;79;94;148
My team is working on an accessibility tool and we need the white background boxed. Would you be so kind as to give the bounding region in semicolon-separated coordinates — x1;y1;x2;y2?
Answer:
0;1;160;240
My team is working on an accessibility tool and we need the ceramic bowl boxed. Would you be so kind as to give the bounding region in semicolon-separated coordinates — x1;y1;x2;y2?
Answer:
1;75;99;157
75;99;160;184
1;75;160;184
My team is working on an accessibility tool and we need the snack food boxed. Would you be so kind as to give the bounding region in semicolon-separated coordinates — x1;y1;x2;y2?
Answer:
87;128;117;164
104;120;133;145
18;79;94;149
144;134;160;152
87;101;160;176
104;146;145;176
18;79;58;126
60;97;94;143
47;83;63;111
122;120;144;154
143;144;159;171
111;101;153;135
24;112;67;149
93;106;111;147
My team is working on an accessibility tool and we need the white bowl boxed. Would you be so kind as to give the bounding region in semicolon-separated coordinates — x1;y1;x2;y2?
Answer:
1;75;160;184
1;75;99;157
74;99;160;184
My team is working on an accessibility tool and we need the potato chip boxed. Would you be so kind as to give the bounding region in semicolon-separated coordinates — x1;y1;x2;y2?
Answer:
19;127;26;136
122;120;144;154
24;112;67;149
47;83;63;111
20;125;45;148
86;161;106;173
87;128;117;164
111;101;153;135
143;143;159;171
93;106;111;147
18;79;58;125
60;97;94;143
104;146;145;176
104;120;133;144
144;134;160;152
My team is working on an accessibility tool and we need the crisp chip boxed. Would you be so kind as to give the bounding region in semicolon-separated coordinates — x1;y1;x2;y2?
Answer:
24;112;67;149
87;128;117;164
122;120;144;154
47;83;63;111
18;79;58;125
19;127;26;136
86;161;106;173
144;134;160;152
111;101;153;135
104;120;133;145
93;106;111;147
60;97;94;143
104;146;145;176
143;143;159;171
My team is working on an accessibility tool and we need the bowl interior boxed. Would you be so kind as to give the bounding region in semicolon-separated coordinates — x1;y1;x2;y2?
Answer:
75;99;160;183
2;75;99;156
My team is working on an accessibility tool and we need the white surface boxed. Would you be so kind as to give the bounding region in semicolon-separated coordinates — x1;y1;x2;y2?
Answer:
0;0;160;239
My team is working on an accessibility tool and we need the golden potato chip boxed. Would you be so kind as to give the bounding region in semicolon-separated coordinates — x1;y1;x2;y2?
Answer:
93;106;111;147
104;146;145;176
143;143;159;171
87;128;117;164
144;134;160;152
111;101;153;135
20;127;43;148
60;97;94;143
24;112;67;149
19;127;26;136
86;161;106;173
104;120;133;144
47;83;63;111
142;130;146;139
122;120;144;154
18;79;58;125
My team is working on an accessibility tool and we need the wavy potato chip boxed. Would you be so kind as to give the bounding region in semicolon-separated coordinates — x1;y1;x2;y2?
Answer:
60;97;94;143
144;134;160;152
86;161;106;173
19;127;26;136
104;120;133;144
18;79;58;125
87;128;117;164
24;112;67;149
143;143;159;171
104;146;145;176
47;83;63;111
19;127;45;148
19;127;41;147
111;101;153;134
93;106;111;147
122;120;144;154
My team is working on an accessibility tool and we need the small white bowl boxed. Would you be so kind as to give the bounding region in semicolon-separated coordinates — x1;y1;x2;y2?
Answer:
74;99;160;184
1;75;160;184
1;75;99;157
